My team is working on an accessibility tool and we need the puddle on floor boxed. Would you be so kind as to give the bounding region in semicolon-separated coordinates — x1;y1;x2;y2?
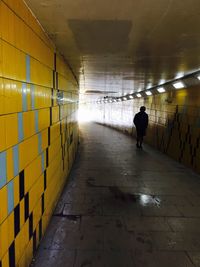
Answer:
109;186;161;206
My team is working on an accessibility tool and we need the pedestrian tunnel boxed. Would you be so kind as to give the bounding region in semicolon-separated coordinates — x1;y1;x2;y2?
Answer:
1;0;200;266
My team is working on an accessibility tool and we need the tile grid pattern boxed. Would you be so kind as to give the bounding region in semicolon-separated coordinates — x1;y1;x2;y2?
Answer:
95;87;200;173
32;123;200;267
0;1;79;266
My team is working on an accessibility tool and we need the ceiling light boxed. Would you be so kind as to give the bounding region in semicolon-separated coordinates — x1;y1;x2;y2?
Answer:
175;72;184;79
118;99;122;102
136;93;142;98
197;75;200;80
173;81;185;89
157;87;166;93
123;97;127;100
145;91;152;96
129;95;134;99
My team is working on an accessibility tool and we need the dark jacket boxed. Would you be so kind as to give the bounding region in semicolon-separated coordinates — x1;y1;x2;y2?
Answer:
133;111;148;130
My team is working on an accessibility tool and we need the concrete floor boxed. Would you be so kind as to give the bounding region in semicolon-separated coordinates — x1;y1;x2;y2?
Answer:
32;123;200;267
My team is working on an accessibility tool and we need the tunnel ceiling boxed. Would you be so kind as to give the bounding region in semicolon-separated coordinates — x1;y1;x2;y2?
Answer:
25;0;200;98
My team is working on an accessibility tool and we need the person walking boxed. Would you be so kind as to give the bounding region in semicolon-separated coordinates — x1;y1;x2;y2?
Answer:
133;106;148;148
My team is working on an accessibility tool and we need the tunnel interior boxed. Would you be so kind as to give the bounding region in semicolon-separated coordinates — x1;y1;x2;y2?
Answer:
1;0;200;266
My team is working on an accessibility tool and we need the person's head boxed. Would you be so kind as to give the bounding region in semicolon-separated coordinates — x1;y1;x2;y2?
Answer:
140;106;146;112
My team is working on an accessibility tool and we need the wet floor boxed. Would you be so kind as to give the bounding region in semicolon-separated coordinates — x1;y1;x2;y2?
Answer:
32;123;200;267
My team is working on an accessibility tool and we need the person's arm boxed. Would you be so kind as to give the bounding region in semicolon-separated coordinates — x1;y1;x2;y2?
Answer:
133;114;137;126
146;114;149;128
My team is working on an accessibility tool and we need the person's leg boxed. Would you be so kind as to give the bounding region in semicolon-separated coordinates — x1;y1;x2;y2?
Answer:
139;136;143;148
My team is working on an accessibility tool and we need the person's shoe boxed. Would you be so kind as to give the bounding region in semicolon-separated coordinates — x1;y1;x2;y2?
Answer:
139;145;143;149
136;143;140;148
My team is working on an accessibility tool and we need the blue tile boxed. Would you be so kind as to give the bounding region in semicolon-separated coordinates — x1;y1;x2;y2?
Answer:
13;145;19;177
22;83;27;111
35;110;39;133
31;84;35;110
7;180;14;214
18;112;24;142
38;132;42;154
0;151;7;189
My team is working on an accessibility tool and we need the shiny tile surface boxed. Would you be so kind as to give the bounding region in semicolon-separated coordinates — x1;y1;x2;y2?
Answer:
32;123;200;266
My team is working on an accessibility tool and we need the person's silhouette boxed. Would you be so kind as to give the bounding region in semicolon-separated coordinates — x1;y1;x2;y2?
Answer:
133;106;148;148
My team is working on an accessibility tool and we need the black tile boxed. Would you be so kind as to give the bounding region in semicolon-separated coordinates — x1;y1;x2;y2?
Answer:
33;230;37;254
19;170;25;201
14;204;20;237
25;193;29;222
39;219;42;241
42;194;45;214
29;213;33;240
9;242;15;267
44;170;47;190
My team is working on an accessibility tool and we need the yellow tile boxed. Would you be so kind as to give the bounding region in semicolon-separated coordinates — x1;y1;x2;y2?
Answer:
4;79;22;114
0;186;8;224
52;106;59;124
23;111;35;139
2;41;16;80
0;77;4;115
24;156;42;193
2;252;9;267
41;129;48;151
5;114;18;148
6;148;14;182
15;49;26;82
0;219;9;259
18;253;26;267
19;134;38;171
0;116;6;152
7;212;14;247
25;238;33;267
20;198;25;228
38;108;50;131
14;175;19;208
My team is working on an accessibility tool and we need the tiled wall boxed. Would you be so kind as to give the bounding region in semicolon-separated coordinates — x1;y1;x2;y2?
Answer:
95;86;200;173
0;1;79;266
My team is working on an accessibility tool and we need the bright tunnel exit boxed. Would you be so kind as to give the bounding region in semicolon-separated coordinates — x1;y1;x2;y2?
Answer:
78;103;96;123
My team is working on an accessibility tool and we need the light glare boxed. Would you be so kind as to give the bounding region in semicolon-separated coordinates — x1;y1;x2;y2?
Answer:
173;81;185;89
145;91;152;96
157;87;166;93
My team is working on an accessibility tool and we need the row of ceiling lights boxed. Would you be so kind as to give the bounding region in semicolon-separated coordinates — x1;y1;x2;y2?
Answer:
96;72;200;104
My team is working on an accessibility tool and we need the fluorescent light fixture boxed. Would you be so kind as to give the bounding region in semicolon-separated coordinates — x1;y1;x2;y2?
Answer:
173;81;185;89
113;99;117;102
129;95;134;99
123;97;127;100
145;91;152;96
175;72;184;79
197;75;200;80
159;79;166;85
157;87;166;93
136;93;142;98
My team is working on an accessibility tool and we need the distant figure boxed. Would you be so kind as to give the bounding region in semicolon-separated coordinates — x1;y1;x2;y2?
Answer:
133;106;148;148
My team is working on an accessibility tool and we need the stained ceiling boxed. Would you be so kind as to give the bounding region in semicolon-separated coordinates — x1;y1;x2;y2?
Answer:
25;0;200;98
